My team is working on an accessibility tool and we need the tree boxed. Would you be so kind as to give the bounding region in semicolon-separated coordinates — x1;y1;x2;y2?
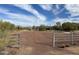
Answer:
53;22;62;30
32;26;36;30
62;22;78;31
0;20;15;31
39;24;46;31
56;22;61;27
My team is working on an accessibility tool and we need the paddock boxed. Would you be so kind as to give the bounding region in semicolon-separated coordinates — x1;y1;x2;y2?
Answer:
1;31;79;54
18;31;79;54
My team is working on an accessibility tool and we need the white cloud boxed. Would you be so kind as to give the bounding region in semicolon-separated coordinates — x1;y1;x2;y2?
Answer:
53;18;72;23
0;8;36;22
2;4;79;26
52;17;79;25
0;8;9;13
52;18;72;25
39;4;64;16
0;7;47;26
39;4;52;11
65;4;79;17
14;4;46;21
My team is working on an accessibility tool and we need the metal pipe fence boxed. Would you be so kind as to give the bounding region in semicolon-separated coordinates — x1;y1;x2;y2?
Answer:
0;31;20;55
53;31;79;47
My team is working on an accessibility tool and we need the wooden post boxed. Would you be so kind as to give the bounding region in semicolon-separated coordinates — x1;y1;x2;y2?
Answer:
53;32;56;48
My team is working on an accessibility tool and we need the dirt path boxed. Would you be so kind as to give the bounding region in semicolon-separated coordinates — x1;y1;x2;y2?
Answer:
18;31;79;55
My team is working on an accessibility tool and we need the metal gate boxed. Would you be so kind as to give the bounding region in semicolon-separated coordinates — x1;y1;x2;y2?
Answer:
53;31;79;47
0;31;20;55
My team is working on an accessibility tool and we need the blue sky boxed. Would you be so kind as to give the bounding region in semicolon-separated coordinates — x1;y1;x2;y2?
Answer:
0;4;79;26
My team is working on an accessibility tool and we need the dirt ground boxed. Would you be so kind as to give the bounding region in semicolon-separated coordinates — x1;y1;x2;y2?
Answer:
17;31;79;55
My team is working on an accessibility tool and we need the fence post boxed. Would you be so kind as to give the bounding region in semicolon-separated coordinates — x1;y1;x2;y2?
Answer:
71;32;74;45
53;32;56;48
17;33;20;54
18;33;20;47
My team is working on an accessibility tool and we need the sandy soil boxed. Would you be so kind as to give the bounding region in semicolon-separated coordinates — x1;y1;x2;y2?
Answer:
16;31;79;55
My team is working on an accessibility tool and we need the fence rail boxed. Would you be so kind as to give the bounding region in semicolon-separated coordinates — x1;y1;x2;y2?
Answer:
53;31;79;47
0;32;20;55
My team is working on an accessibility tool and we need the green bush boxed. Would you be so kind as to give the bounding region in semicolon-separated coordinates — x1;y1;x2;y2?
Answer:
39;25;46;31
53;22;79;31
62;22;78;31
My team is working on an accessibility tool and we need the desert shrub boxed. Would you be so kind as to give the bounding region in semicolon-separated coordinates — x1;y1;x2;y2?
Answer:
39;25;46;31
65;45;70;47
9;50;17;55
0;30;18;51
52;22;62;31
62;22;78;31
72;43;76;45
0;20;15;31
53;22;79;31
58;46;65;48
0;40;7;51
58;44;65;48
0;30;9;38
7;39;17;46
